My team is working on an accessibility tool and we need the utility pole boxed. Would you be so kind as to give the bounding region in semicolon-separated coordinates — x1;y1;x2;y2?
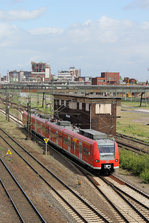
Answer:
5;93;10;122
42;92;45;108
37;94;39;108
140;92;144;107
27;97;31;139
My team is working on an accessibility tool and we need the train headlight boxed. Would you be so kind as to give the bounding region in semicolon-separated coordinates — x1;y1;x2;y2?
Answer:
115;159;118;162
96;160;100;163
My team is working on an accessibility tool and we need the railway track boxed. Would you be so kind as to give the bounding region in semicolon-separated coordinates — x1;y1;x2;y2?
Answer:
0;108;23;126
0;128;111;223
0;178;21;223
102;176;149;222
71;163;149;223
115;133;149;154
0;159;46;223
116;133;149;146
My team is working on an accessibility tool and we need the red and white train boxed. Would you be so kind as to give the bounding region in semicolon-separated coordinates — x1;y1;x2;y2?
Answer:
22;111;119;175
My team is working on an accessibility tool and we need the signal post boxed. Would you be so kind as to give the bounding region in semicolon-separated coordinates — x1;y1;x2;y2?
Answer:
44;138;49;155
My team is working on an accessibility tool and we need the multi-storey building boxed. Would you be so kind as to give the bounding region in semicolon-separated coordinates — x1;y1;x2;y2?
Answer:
31;62;51;82
7;62;51;83
8;70;32;83
8;70;20;82
58;67;81;81
92;72;120;85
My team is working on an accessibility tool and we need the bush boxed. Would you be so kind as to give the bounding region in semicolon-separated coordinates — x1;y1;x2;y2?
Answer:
119;149;149;183
140;169;149;183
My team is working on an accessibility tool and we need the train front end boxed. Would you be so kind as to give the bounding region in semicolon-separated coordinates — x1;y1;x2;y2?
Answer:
94;138;119;175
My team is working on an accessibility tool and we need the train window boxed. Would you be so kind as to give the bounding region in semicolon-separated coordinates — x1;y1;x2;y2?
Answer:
54;132;56;139
51;130;56;140
76;143;79;152
59;133;62;143
40;123;43;130
65;137;68;146
83;147;86;155
71;140;74;149
45;127;49;134
68;137;71;147
86;149;90;156
79;144;82;153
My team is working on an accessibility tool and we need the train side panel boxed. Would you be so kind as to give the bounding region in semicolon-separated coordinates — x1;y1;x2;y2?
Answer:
31;115;36;131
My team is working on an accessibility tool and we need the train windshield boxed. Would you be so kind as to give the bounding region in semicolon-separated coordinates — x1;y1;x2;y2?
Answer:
98;143;115;160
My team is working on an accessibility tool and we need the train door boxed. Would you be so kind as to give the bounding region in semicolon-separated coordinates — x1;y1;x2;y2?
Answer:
85;144;91;164
49;127;51;141
56;131;58;145
40;121;42;136
75;141;79;158
37;120;42;136
58;132;62;147
31;117;35;131
35;118;37;133
70;139;74;154
45;122;49;138
51;129;56;143
63;135;68;151
79;142;82;160
42;122;46;137
68;136;71;153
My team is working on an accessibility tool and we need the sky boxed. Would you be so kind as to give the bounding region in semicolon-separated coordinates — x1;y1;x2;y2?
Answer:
0;0;149;81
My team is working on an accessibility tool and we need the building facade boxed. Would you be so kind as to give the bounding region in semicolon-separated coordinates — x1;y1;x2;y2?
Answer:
31;62;51;82
58;67;81;81
54;94;121;136
92;72;120;85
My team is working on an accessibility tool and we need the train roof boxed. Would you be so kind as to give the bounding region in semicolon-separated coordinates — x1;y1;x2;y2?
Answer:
79;129;108;140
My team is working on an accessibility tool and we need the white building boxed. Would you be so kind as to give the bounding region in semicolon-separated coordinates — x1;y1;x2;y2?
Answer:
58;67;81;81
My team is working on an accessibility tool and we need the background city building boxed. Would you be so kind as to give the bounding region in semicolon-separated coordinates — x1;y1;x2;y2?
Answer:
6;62;51;83
92;72;120;85
58;67;81;81
31;62;51;82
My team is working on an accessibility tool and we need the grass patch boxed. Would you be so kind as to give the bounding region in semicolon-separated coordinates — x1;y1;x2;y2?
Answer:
119;149;149;183
117;102;149;142
0;146;5;151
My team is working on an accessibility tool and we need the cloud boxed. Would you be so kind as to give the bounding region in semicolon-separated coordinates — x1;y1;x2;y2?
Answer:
30;27;64;35
1;16;149;81
0;7;46;21
65;16;135;44
125;0;149;9
0;23;18;46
